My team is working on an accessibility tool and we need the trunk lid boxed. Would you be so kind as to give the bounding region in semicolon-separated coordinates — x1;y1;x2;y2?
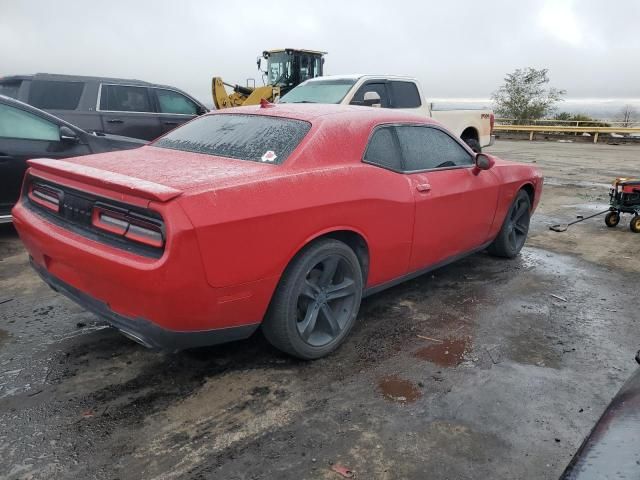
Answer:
27;146;279;202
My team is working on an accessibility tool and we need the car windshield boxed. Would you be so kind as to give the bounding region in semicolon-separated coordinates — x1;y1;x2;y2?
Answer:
153;114;311;164
280;79;357;104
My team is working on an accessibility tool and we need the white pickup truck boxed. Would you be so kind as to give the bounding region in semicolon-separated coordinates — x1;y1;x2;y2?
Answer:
279;74;494;152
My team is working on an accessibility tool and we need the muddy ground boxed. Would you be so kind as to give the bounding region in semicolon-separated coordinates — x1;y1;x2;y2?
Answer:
1;139;639;480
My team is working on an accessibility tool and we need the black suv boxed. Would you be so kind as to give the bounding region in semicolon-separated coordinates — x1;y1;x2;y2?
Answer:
0;73;208;141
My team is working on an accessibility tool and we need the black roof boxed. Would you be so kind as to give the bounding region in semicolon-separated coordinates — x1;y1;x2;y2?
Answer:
0;73;171;89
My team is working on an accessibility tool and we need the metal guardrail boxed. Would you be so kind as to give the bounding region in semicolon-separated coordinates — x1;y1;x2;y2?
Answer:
493;124;640;143
496;118;640;127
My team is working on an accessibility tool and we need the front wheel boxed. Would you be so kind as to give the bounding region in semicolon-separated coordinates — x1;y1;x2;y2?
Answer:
605;211;620;228
488;190;531;258
464;138;482;153
262;239;363;360
630;215;640;233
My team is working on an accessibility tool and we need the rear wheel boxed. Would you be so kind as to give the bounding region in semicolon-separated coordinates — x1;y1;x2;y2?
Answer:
262;239;363;360
488;190;531;258
464;138;481;153
605;211;620;228
630;215;640;233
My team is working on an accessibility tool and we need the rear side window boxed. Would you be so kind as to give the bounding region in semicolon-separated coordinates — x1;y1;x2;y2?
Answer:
100;85;153;113
155;89;198;115
0;80;23;99
364;127;402;171
0;104;59;141
28;80;84;110
396;126;472;171
153;114;311;164
389;81;421;108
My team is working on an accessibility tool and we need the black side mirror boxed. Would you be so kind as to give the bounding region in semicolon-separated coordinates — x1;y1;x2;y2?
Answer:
59;126;79;143
196;105;208;115
472;153;495;175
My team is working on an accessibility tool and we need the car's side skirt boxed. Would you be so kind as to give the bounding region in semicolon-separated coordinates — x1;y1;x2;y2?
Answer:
363;240;493;298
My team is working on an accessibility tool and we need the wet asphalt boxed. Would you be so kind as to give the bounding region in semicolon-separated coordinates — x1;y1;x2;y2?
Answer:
1;140;639;479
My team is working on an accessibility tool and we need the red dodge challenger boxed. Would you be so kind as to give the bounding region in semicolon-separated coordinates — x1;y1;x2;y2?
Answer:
12;104;542;359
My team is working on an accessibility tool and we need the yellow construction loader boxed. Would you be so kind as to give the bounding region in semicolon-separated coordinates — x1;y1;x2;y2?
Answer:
212;48;326;109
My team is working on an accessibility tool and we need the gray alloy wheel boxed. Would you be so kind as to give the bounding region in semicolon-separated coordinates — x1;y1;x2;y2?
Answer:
262;239;363;360
488;190;531;258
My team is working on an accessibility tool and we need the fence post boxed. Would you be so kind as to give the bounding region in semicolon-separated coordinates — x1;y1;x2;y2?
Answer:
593;132;599;144
529;131;534;141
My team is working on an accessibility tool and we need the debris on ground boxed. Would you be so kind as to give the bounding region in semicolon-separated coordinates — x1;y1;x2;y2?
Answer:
550;294;568;302
416;334;442;343
331;464;355;478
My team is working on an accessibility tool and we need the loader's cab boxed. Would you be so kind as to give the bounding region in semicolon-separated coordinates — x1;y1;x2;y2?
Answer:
259;49;326;96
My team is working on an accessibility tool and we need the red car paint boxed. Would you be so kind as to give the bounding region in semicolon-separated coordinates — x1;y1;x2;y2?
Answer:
12;104;542;349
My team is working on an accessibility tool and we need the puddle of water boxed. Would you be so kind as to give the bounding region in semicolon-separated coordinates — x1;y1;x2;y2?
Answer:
415;338;468;367
378;376;422;404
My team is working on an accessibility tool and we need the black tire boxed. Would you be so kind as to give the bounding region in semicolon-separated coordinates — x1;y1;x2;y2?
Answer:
262;239;363;360
488;190;531;258
464;138;482;153
605;211;620;228
630;215;640;233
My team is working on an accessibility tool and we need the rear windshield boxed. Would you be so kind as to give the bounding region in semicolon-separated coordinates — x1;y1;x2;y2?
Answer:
28;80;84;110
153;114;311;164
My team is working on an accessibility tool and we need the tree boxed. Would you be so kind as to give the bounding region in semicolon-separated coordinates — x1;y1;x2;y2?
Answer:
553;112;607;127
617;105;637;127
492;68;566;123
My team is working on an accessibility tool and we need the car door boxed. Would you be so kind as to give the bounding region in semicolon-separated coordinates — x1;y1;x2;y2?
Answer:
97;84;162;141
393;124;501;272
151;88;201;135
0;103;91;215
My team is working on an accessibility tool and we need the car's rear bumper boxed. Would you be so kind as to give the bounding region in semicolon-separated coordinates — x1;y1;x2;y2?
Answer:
12;199;274;349
32;259;258;351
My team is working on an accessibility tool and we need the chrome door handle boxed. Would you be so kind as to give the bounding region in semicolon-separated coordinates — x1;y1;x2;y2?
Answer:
416;183;431;192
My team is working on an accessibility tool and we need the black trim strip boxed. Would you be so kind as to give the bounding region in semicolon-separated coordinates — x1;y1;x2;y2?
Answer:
363;241;492;298
31;259;259;352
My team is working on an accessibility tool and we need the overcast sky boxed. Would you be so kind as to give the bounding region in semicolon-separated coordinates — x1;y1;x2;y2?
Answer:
2;0;639;104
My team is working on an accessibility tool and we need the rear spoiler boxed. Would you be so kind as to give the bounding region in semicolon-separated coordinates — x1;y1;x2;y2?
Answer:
27;158;182;203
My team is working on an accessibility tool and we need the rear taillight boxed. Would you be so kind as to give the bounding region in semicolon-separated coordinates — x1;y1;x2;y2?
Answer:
490;113;495;134
28;184;61;212
92;204;164;248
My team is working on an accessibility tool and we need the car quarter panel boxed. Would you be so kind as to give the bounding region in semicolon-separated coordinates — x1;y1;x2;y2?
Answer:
179;118;416;289
485;158;543;240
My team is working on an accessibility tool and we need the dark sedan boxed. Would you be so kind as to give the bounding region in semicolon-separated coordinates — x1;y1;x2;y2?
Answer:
0;95;146;223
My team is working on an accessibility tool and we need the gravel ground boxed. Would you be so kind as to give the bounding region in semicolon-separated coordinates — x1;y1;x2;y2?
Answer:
0;139;638;480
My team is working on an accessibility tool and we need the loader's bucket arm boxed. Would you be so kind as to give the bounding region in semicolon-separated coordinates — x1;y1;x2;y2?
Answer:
211;77;280;109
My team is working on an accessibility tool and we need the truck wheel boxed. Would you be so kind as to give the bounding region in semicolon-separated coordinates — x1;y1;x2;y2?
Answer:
630;215;640;233
605;211;620;228
464;138;481;153
488;190;531;258
262;239;363;360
